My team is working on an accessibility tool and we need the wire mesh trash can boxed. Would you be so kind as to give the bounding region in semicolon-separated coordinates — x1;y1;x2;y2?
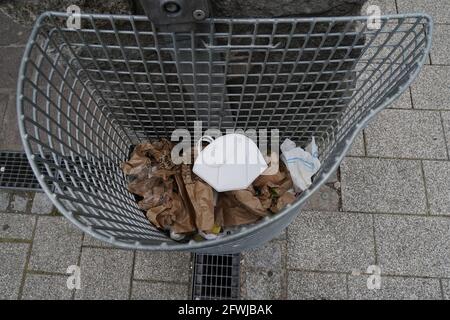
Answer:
17;12;432;253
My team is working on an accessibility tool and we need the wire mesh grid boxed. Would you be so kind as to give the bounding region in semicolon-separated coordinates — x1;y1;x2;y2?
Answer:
17;12;432;252
192;253;240;300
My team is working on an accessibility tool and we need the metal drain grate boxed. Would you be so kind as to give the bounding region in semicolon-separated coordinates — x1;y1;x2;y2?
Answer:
192;253;241;300
0;151;48;190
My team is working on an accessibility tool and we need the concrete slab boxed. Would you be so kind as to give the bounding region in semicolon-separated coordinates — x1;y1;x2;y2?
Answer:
0;242;28;299
287;211;375;272
0;213;35;240
441;111;450;154
347;132;365;157
442;279;450;300
362;0;397;15
0;93;23;151
22;274;72;300
242;241;284;270
348;275;442;300
374;215;450;277
423;161;450;215
0;12;29;46
341;157;427;214
389;89;412;109
302;185;340;212
75;247;133;300
241;270;284;300
365;109;447;159
430;24;450;65
0;47;24;89
10;193;30;213
29;216;83;273
131;280;189;300
287;271;347;300
83;234;116;248
397;0;450;24
411;66;450;110
31;192;54;215
0;190;10;211
134;251;191;283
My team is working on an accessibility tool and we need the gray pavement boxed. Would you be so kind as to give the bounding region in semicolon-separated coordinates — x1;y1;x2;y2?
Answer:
1;0;450;300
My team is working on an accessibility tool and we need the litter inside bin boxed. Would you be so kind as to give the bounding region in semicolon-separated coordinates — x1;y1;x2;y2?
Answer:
121;138;303;241
280;137;321;192
193;134;268;192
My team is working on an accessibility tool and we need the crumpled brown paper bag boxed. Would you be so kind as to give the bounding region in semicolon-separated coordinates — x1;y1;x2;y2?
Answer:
180;164;215;232
146;190;196;234
216;162;296;226
123;141;297;235
122;141;196;234
215;192;263;227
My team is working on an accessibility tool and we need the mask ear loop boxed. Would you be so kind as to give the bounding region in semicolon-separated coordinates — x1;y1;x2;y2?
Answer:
196;135;215;155
195;135;223;167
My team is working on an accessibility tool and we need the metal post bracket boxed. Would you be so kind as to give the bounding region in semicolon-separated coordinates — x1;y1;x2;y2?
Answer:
140;0;211;32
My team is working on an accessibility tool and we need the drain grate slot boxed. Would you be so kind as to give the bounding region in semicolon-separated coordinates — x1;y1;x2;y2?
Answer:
192;253;240;300
0;151;51;190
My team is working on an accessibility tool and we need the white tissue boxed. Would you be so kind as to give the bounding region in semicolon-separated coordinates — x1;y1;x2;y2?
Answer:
280;137;321;192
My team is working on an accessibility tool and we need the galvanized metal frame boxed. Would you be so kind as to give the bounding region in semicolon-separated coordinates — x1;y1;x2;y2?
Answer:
17;12;432;253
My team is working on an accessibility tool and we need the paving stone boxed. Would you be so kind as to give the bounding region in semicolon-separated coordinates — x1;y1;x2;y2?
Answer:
0;93;22;151
287;211;375;272
442;279;450;300
397;0;450;24
273;228;287;240
423;161;450;215
341;157;427;214
287;271;347;300
430;24;450;65
0;92;8;126
31;192;54;215
0;191;10;211
134;251;191;283
75;247;133;300
29;216;83;273
365;109;447;159
0;47;24;88
0;11;30;46
0;242;28;299
348;275;441;300
347;132;365;157
326;169;339;184
303;185;340;212
83;234;116;248
374;215;450;277
411;66;450;110
131;281;188;300
442;111;450;153
22;274;72;300
389;89;412;109
242;241;284;270
242;270;283;300
362;0;397;15
0;213;35;240
10;193;30;212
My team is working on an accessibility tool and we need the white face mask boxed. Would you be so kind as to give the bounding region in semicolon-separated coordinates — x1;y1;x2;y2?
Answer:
193;133;268;192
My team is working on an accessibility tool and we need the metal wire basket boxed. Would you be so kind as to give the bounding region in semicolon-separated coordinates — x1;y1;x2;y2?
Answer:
17;12;432;253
